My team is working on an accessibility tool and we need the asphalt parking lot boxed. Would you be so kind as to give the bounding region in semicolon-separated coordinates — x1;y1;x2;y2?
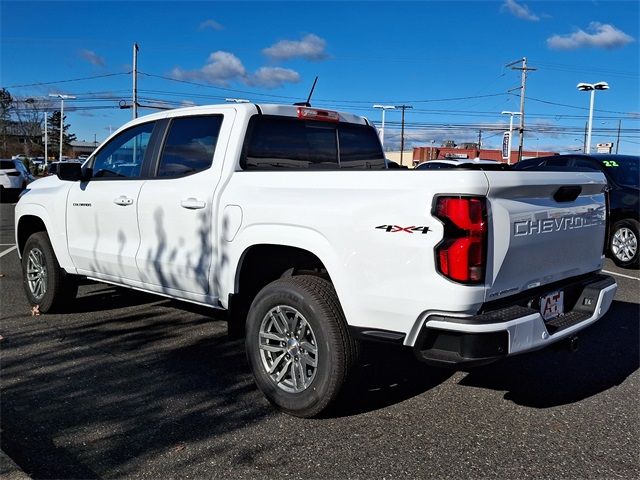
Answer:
1;201;638;479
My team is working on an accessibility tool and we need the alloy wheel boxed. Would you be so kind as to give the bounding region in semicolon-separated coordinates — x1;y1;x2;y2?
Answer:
26;247;47;301
612;227;638;262
258;305;318;393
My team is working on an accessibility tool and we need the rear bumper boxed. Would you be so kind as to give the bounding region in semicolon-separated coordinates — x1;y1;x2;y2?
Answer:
414;274;617;366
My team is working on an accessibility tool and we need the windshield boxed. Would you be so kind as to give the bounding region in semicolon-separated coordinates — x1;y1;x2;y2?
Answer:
601;157;639;187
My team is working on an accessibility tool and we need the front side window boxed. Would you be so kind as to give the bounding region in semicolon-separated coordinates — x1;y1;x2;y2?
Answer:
91;122;155;178
157;115;223;177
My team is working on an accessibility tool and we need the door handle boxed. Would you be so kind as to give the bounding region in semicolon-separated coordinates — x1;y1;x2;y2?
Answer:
180;198;206;210
113;196;134;206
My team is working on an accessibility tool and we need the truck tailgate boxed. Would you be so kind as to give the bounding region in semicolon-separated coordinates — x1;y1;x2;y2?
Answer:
483;171;607;301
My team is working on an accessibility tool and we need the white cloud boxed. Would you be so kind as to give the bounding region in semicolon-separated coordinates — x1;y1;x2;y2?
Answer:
199;19;224;31
170;52;300;89
170;51;246;86
501;0;539;21
79;49;105;67
263;34;327;61
249;67;300;88
547;22;635;50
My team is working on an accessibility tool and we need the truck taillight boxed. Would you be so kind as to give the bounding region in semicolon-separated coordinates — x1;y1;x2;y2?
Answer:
297;107;340;122
434;196;487;284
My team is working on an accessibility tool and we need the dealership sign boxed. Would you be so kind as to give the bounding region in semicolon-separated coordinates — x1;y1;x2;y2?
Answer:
502;132;510;160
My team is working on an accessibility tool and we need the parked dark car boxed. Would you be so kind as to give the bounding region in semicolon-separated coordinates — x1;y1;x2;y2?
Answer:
514;154;639;268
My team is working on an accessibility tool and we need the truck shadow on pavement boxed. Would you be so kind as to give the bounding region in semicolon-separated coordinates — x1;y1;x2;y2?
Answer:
458;300;639;408
2;283;637;477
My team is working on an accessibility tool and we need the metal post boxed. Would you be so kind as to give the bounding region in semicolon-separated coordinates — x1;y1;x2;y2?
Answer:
507;114;514;165
44;111;48;165
586;89;595;154
616;119;621;154
59;98;64;161
133;43;139;119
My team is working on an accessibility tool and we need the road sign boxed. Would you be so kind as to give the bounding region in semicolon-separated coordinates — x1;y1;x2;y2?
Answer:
502;132;510;160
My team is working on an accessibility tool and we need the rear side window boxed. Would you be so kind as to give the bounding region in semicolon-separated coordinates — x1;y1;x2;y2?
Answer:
338;123;386;169
0;160;14;169
241;115;384;170
157;115;223;177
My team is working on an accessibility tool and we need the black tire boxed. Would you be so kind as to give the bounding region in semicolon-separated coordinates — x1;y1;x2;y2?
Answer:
22;232;78;313
609;219;639;269
245;275;357;417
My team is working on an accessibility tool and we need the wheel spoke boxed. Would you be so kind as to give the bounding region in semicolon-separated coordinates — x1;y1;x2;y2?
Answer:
300;351;317;368
275;358;292;382
268;351;287;374
296;361;306;390
260;331;286;342
291;360;300;390
299;341;317;355
260;343;286;353
294;316;308;340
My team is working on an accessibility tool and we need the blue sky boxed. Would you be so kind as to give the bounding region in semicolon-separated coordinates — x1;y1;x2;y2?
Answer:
2;0;639;154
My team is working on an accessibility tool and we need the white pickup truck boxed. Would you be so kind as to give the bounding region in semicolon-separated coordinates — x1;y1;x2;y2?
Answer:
15;104;617;417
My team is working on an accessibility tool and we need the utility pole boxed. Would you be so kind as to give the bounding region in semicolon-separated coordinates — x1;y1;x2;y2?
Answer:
395;104;412;166
132;43;139;119
616;119;621;154
583;122;588;153
477;129;482;155
506;57;536;162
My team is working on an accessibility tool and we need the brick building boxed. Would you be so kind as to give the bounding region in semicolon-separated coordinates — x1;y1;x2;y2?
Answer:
412;146;558;165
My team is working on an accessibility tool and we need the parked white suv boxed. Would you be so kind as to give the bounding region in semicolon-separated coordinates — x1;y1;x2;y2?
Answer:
15;104;616;416
1;159;33;200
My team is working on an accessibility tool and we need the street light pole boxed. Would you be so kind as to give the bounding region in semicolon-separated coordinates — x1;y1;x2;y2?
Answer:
48;94;76;161
373;105;395;147
501;111;521;164
577;82;609;154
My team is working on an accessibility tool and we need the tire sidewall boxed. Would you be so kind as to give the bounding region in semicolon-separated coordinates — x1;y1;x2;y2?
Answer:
246;280;342;416
610;219;639;268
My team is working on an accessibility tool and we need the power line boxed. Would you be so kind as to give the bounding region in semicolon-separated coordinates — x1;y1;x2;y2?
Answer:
4;72;131;89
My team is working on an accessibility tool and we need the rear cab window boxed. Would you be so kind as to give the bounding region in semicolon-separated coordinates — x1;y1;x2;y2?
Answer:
240;115;385;170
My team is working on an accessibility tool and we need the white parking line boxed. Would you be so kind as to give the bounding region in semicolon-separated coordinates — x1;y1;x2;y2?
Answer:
0;245;17;258
0;243;15;246
603;269;640;281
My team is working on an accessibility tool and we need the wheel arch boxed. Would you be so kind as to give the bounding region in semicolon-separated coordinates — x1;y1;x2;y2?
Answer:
15;204;76;273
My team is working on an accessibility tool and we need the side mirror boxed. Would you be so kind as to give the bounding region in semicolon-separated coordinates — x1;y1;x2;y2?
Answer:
57;162;91;182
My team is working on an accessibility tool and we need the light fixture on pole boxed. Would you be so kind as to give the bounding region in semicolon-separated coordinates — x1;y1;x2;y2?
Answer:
577;82;609;154
225;98;250;103
48;94;76;161
501;111;521;164
373;105;395;147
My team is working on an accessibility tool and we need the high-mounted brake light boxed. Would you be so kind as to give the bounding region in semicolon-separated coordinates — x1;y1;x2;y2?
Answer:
297;107;340;122
434;196;487;284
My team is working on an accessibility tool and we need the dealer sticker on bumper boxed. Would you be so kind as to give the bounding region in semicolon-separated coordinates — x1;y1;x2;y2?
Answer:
541;290;564;321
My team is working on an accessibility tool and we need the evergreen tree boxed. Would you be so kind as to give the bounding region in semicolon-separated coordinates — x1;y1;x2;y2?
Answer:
0;88;13;156
47;111;76;157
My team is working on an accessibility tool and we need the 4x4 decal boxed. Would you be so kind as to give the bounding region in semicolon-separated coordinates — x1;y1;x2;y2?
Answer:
376;225;432;234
